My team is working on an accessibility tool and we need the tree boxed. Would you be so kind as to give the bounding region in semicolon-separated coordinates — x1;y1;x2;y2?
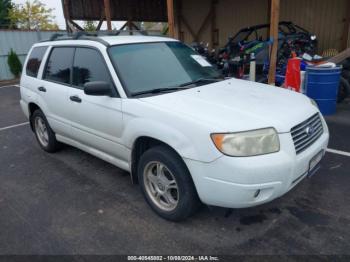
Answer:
7;49;22;78
8;0;59;30
83;21;97;32
0;0;13;28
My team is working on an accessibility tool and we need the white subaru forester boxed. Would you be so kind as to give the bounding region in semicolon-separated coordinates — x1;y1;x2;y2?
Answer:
20;34;329;221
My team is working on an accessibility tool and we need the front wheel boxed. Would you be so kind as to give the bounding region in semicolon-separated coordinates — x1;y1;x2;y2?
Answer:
138;146;200;221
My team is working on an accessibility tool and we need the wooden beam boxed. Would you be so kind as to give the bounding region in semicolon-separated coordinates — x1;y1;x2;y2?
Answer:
341;0;350;50
127;20;133;34
268;0;280;85
62;0;71;33
180;15;197;40
195;7;213;42
96;19;104;31
211;0;218;47
130;22;140;30
178;0;217;45
176;0;183;41
96;9;105;31
167;0;175;37
104;0;112;31
119;21;128;30
70;20;84;31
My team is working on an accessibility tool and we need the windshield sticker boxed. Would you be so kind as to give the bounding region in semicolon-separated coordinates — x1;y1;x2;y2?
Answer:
191;55;212;67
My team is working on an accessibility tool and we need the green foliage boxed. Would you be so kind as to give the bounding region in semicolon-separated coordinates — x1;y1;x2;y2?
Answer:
7;49;22;78
83;21;97;32
0;0;13;28
8;0;59;30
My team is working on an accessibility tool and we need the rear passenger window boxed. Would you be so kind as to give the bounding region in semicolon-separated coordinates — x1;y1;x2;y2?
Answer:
73;48;112;88
44;47;74;84
26;46;48;78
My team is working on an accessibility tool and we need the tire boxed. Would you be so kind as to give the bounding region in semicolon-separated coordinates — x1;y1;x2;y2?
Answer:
337;77;350;103
138;145;200;221
30;109;61;153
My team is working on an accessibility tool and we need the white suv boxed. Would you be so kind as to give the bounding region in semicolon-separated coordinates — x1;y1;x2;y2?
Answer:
20;34;329;221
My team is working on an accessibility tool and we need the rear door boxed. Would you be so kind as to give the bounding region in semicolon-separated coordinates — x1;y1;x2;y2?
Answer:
21;46;48;113
38;47;75;137
67;47;125;160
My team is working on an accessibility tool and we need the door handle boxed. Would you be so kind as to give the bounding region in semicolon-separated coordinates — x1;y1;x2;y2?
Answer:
38;86;46;92
70;95;82;103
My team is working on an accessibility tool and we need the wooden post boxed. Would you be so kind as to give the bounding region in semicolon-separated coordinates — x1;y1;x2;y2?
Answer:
211;0;218;48
104;0;112;31
268;0;280;85
176;0;183;41
341;0;350;50
62;0;71;33
167;0;175;37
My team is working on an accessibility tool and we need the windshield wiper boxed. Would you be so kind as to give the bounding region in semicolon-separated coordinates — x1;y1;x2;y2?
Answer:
130;87;189;97
178;77;223;87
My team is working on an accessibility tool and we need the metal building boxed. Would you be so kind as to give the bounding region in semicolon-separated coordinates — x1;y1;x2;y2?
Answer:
62;0;350;52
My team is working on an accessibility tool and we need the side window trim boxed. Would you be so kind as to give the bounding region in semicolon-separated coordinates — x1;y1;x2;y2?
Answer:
42;46;75;87
71;46;120;98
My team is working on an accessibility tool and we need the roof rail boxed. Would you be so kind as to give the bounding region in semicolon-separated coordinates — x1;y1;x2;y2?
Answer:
41;30;161;46
71;31;97;39
111;30;149;36
41;31;109;46
49;33;64;41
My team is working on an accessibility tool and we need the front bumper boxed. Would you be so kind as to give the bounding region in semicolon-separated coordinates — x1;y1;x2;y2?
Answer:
184;130;329;208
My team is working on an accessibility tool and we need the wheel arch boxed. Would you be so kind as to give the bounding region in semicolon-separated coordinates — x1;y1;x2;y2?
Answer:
130;136;191;185
28;102;41;131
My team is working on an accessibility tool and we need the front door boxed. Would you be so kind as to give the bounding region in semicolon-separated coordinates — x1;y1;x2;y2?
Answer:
67;47;126;161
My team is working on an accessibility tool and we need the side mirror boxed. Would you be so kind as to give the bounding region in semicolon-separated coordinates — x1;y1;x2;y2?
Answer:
84;81;111;96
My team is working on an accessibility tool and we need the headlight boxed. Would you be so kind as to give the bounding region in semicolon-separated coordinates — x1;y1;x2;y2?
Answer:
310;35;317;41
310;98;318;108
211;128;280;157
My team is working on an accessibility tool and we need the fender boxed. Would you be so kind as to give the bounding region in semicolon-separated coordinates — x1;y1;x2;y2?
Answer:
122;118;222;163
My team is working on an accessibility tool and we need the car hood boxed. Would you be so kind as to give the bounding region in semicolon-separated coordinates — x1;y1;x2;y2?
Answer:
139;78;318;133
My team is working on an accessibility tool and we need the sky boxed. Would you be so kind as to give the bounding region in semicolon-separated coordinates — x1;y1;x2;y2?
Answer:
12;0;124;30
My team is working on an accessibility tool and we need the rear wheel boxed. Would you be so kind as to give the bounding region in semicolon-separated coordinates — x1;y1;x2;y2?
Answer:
31;109;61;153
138;145;200;221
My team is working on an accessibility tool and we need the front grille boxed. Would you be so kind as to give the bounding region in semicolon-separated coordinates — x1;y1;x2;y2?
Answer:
291;113;324;154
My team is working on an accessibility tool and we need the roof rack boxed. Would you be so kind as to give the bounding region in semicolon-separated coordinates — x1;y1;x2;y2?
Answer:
42;31;109;46
41;30;154;46
112;30;149;36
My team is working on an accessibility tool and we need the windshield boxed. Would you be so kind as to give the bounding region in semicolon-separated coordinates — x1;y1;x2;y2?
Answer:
108;41;221;96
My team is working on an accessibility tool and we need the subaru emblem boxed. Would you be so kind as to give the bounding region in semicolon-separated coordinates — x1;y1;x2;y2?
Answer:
305;125;315;136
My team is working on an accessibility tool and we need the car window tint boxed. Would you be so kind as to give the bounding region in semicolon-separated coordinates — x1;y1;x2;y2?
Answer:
73;48;112;88
44;47;74;84
26;46;48;78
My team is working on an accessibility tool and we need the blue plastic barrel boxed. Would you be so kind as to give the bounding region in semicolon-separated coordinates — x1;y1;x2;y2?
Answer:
305;66;341;115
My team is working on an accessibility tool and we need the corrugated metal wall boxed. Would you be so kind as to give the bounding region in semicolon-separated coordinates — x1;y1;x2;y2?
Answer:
280;0;348;52
216;0;269;47
178;0;349;53
68;0;167;22
0;30;63;80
